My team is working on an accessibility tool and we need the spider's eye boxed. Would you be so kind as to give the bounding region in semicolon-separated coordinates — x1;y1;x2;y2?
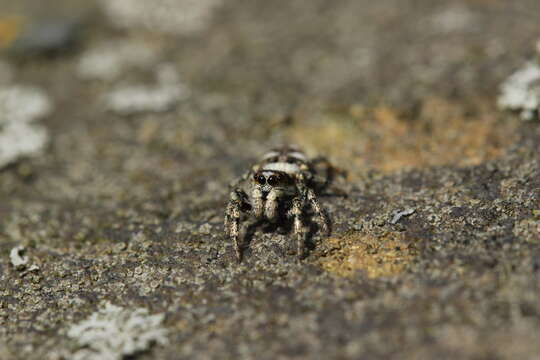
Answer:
256;174;266;185
286;157;296;163
267;175;279;186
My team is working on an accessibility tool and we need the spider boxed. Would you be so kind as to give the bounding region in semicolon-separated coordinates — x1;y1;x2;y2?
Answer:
225;145;337;261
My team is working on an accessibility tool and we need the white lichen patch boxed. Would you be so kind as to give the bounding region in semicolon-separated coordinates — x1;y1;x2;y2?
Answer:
0;85;52;168
390;208;416;225
9;245;28;270
498;61;540;120
77;41;160;81
9;245;40;275
105;85;183;116
0;85;52;124
67;302;168;360
99;0;223;35
104;64;188;116
0;122;49;168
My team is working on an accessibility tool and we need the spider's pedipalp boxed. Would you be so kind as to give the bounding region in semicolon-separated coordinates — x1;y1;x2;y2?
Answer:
252;187;265;219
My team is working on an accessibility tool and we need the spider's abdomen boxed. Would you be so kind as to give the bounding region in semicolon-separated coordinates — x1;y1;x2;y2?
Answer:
261;147;308;165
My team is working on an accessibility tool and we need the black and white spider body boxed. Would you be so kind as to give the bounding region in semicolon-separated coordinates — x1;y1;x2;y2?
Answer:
225;145;332;261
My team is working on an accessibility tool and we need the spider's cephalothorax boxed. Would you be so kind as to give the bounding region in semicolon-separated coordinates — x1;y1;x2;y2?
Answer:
225;145;332;261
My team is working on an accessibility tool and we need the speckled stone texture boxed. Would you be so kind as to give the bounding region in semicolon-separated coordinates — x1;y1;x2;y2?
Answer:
1;0;540;359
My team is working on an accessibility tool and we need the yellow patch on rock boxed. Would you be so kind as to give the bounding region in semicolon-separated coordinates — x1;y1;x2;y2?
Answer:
319;232;418;278
0;16;24;49
287;97;518;176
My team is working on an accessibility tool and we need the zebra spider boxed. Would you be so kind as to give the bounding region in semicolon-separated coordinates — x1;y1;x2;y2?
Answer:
225;145;335;261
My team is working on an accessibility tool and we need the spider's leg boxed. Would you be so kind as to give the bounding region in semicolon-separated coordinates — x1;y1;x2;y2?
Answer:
295;170;310;197
290;197;306;260
310;156;347;192
307;187;330;236
226;188;249;262
311;156;346;176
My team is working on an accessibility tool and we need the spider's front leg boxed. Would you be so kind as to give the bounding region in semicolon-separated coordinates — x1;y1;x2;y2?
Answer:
225;188;249;262
289;196;307;260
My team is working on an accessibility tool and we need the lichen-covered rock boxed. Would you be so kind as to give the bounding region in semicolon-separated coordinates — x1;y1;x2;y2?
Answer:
99;0;223;35
0;84;51;168
2;1;540;360
498;60;540;120
9;245;28;270
77;40;161;81
67;302;168;360
103;63;188;115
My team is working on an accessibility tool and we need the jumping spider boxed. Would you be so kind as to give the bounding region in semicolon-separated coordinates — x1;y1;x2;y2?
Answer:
225;145;337;261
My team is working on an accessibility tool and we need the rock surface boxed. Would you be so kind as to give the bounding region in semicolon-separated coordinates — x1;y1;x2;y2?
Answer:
1;0;540;359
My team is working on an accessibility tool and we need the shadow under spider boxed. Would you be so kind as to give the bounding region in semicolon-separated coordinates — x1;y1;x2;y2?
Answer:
239;213;326;260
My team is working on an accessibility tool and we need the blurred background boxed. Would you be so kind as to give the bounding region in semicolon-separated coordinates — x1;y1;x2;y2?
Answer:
1;0;538;179
0;0;538;178
1;0;540;359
